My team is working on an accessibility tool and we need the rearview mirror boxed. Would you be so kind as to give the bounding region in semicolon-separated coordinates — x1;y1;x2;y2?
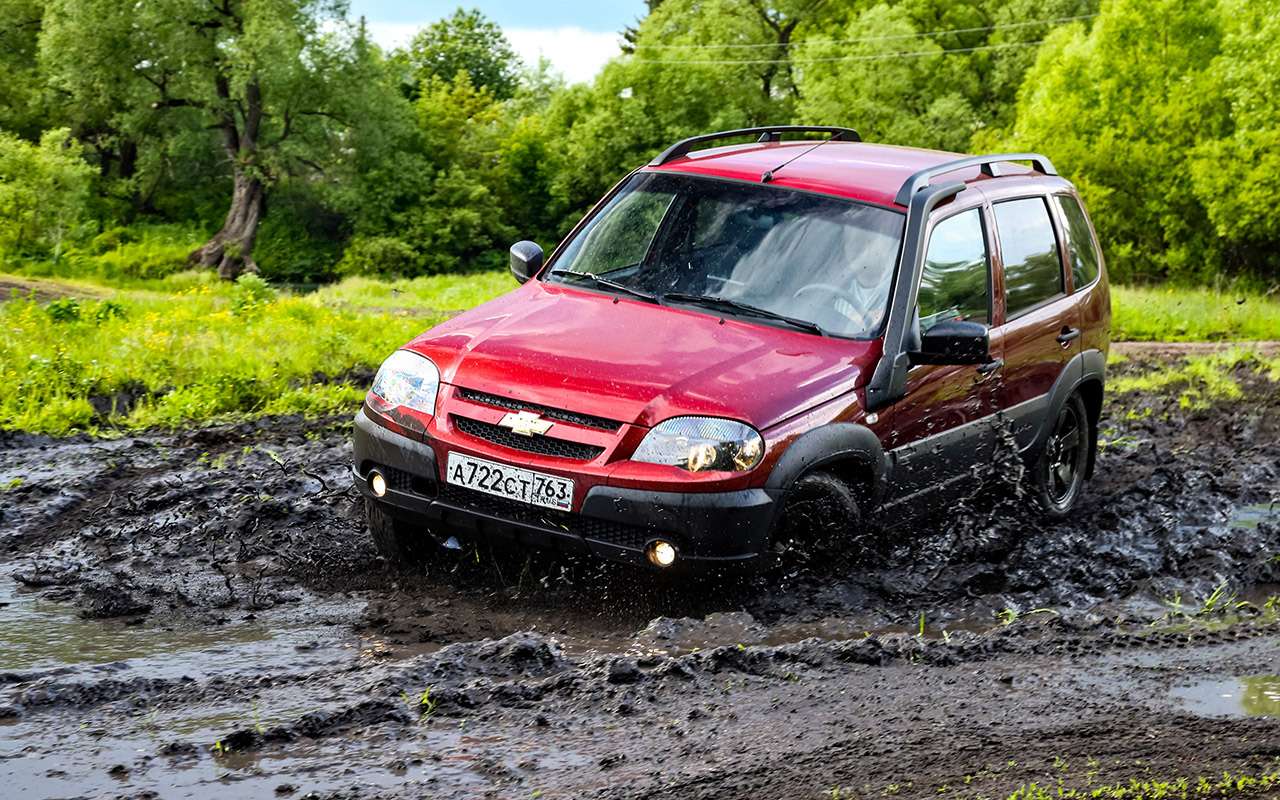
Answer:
909;319;991;365
509;240;543;284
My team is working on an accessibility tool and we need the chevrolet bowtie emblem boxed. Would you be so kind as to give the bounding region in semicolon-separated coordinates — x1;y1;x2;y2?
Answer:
497;410;554;437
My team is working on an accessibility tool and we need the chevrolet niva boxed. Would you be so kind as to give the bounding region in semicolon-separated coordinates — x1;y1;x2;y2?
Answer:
352;126;1110;571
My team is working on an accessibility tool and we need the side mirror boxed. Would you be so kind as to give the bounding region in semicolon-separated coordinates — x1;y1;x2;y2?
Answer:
509;240;543;284
909;319;991;366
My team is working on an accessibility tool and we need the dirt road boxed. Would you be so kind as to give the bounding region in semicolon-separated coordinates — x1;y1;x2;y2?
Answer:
1;348;1278;798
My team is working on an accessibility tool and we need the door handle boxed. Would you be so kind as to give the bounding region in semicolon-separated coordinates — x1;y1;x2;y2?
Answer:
976;357;1004;377
1056;327;1081;347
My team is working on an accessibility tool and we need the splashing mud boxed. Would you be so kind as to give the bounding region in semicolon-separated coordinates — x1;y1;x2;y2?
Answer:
2;345;1280;798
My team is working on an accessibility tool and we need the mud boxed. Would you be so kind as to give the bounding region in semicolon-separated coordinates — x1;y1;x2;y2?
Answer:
2;345;1279;798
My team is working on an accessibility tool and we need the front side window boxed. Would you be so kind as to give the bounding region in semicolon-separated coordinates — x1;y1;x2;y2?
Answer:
1055;194;1101;291
994;197;1064;317
917;208;990;333
547;173;906;338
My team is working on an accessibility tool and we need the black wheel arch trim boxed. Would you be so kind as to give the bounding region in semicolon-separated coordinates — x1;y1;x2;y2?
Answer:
1027;348;1106;472
764;422;889;505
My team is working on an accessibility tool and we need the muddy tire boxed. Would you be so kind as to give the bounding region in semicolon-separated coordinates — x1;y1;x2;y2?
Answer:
773;471;866;560
365;499;437;565
1030;393;1090;518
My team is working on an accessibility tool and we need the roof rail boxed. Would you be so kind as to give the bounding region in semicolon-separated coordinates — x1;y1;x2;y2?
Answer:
649;126;861;167
893;152;1057;206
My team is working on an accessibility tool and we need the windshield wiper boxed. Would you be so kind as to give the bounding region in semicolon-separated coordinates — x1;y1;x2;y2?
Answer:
548;269;658;303
660;292;827;336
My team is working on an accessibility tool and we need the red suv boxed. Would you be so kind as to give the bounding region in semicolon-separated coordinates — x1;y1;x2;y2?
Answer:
353;127;1109;570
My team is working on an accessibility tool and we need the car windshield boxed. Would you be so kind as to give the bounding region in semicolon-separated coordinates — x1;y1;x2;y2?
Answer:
546;173;905;338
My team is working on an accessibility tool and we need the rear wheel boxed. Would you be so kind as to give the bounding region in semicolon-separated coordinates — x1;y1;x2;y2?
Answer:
365;499;437;565
773;470;867;560
1031;393;1090;517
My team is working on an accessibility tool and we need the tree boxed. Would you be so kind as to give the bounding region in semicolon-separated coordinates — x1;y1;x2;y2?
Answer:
0;0;48;139
795;4;979;152
1188;0;1280;280
996;0;1226;282
0;127;94;259
39;0;382;279
405;8;521;100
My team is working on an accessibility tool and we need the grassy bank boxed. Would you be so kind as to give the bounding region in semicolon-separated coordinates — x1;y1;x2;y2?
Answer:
1112;285;1280;342
3;270;1277;435
0;273;500;434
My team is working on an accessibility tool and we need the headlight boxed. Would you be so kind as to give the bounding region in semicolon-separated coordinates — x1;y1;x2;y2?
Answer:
632;417;764;472
370;350;440;414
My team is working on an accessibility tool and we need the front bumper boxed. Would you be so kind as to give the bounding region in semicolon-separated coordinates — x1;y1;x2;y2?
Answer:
351;408;778;568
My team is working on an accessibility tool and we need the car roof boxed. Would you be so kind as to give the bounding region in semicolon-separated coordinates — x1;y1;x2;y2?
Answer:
645;140;1047;210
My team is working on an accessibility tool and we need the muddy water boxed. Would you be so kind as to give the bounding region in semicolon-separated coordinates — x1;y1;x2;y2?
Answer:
1172;675;1280;718
1;353;1279;798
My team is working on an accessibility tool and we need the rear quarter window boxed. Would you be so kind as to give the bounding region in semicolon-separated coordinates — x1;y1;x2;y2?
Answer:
993;197;1063;317
1055;194;1101;290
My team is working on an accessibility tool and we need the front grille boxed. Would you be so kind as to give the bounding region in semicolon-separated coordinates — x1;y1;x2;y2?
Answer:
452;416;605;461
439;485;655;550
456;388;622;432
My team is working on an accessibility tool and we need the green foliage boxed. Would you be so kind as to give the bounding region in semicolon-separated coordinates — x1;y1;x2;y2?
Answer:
797;4;977;152
0;128;95;260
5;0;1280;292
994;0;1280;285
337;236;421;278
404;8;522;99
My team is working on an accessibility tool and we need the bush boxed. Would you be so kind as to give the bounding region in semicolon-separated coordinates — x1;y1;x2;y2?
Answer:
337;235;421;277
0;128;94;261
230;273;277;315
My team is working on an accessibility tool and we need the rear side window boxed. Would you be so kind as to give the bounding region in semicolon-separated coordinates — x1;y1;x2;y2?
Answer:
1055;194;1101;290
993;197;1063;317
918;209;989;333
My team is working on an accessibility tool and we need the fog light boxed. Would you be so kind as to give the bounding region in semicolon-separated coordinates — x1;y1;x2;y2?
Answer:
647;539;678;568
369;470;387;498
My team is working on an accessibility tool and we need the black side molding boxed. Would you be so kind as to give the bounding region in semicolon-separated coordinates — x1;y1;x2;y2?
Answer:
894;153;1057;206
650;126;861;167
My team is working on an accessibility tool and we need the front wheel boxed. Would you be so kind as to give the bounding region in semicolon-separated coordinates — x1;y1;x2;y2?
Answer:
773;470;868;561
365;499;437;565
1030;393;1090;517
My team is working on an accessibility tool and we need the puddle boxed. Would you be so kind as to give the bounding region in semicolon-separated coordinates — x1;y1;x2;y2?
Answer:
1171;675;1280;718
1230;502;1279;530
0;570;274;673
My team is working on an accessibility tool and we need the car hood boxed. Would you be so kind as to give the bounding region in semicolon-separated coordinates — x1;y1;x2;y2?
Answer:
404;280;877;430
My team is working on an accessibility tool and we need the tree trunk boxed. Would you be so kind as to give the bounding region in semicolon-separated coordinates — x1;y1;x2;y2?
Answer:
189;171;265;280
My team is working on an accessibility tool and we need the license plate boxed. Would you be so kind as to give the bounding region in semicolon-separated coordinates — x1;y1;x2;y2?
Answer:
445;452;574;511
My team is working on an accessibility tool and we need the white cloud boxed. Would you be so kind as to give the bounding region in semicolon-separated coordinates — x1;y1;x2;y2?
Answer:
505;27;623;85
362;22;621;86
363;21;419;51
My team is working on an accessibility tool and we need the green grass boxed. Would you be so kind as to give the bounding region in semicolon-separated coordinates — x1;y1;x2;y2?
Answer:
1006;771;1280;799
310;271;512;312
0;273;446;434
1112;285;1280;342
3;267;1276;436
1108;346;1280;409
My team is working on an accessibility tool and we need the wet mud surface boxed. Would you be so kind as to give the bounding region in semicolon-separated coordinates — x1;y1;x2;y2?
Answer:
2;346;1279;798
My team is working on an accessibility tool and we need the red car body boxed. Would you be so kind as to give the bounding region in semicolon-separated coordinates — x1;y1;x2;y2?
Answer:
354;128;1110;570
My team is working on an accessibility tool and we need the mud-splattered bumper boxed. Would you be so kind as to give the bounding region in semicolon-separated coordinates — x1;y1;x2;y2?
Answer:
351;409;779;569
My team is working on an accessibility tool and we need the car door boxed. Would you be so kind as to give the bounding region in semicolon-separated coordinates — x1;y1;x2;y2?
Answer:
882;205;1002;505
988;195;1081;453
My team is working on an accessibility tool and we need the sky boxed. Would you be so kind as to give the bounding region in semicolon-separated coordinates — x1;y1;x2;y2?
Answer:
347;1;648;84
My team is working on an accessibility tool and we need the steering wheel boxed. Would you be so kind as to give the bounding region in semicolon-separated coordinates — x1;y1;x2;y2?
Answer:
792;284;868;330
